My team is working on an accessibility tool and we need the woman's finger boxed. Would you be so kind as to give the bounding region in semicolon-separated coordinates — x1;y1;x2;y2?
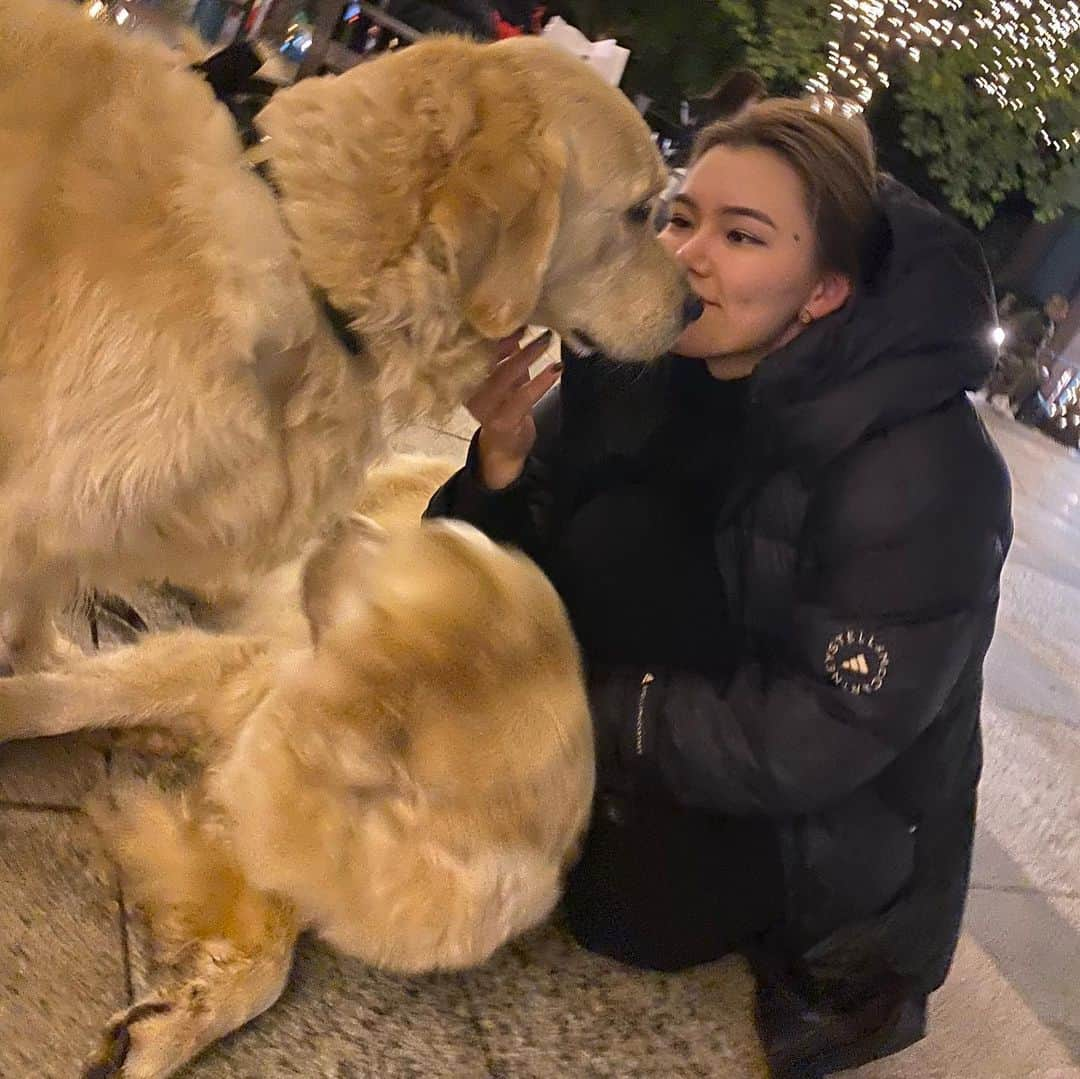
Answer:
494;328;528;362
469;330;554;420
487;362;562;432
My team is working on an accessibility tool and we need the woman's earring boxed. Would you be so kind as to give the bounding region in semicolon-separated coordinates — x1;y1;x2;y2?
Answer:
798;308;814;325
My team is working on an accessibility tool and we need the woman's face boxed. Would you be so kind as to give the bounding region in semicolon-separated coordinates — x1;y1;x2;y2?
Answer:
658;144;850;378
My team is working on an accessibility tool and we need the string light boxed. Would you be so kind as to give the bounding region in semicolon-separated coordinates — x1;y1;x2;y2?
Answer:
805;0;1080;150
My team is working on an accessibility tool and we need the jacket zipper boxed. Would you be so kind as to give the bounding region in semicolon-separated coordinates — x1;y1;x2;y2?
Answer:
634;672;655;756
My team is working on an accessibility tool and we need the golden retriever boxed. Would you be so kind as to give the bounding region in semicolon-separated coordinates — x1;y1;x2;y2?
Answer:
0;455;594;1078
0;0;691;672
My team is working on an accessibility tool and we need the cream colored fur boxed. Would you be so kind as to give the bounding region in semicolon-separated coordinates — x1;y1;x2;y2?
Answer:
0;459;592;1077
208;453;463;648
0;0;689;671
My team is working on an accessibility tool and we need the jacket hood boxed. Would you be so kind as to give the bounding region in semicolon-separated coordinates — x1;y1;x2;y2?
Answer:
748;177;997;471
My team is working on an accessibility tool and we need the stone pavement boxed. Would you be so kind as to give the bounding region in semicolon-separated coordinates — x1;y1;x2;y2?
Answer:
2;402;1078;1078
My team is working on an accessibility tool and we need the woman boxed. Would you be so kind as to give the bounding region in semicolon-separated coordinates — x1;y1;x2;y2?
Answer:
427;100;1011;1077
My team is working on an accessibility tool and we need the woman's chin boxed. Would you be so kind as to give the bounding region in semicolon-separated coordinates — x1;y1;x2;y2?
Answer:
671;327;718;359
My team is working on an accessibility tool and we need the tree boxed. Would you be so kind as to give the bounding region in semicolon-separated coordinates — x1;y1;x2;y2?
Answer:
770;0;1079;227
558;1;747;116
892;17;1079;226
717;0;833;96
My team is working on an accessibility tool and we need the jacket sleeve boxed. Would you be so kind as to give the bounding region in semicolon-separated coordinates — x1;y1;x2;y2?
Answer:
592;463;1009;816
423;385;563;563
425;350;671;559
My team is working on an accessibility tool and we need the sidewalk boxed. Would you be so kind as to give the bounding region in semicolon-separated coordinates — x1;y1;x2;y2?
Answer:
2;404;1077;1078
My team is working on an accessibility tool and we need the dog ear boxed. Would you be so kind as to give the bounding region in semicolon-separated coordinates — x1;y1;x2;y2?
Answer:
430;127;567;340
301;514;387;643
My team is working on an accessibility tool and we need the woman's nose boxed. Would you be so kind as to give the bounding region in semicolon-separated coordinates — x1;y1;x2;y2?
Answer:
675;234;709;275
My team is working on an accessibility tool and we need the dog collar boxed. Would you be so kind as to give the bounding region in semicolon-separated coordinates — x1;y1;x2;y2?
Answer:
196;48;367;363
252;159;367;361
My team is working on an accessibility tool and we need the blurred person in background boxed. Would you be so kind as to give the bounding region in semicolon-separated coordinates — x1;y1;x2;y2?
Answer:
490;0;548;36
988;292;1054;416
427;99;1011;1078
382;0;547;38
668;68;767;167
686;67;767;130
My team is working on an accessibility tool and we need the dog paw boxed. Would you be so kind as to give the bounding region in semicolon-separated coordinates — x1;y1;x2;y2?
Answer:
83;999;175;1079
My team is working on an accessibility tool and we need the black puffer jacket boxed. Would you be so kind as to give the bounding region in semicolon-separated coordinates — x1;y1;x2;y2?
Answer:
427;178;1012;995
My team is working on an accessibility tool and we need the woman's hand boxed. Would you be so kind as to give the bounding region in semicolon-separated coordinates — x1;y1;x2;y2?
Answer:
467;329;560;491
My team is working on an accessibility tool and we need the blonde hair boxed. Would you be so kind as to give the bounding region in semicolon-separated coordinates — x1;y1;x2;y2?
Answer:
692;98;878;281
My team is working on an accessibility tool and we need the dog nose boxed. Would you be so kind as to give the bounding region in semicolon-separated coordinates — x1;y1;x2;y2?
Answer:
682;295;705;326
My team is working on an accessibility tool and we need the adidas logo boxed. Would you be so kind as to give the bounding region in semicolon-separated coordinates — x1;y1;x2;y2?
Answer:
825;630;889;695
841;653;871;675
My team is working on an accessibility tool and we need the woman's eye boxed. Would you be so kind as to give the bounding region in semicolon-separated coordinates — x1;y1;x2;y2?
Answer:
728;229;763;245
668;214;693;229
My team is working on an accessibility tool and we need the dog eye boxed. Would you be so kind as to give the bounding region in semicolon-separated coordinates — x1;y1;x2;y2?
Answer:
626;201;652;225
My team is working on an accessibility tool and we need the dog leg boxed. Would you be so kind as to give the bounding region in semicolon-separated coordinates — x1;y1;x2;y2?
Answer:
0;529;81;672
0;630;270;743
84;789;299;1079
83;901;297;1079
0;573;76;673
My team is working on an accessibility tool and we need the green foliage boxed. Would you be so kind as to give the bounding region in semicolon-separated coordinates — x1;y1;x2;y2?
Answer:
718;0;833;95
894;32;1079;226
559;0;747;114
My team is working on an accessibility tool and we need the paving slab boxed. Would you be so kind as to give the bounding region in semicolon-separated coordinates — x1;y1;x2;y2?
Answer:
970;824;1044;893
0;809;128;1079
432;408;479;443
390;424;470;461
964;890;1080;1057
145;936;490;1078
0;734;106;808
978;701;1080;898
460;919;768;1079
841;934;1078;1079
983;626;1080;731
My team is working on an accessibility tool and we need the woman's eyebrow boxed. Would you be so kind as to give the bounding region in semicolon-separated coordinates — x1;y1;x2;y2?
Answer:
670;194;778;230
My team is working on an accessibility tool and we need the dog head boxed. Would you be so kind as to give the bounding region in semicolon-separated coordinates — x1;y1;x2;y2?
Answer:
492;37;696;363
257;37;693;420
297;514;592;804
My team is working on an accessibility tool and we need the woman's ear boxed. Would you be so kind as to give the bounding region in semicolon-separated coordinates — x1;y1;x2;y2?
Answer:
805;272;853;321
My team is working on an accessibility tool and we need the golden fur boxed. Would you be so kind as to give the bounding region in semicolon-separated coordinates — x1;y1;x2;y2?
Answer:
201;453;464;646
0;456;593;1077
0;0;690;671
